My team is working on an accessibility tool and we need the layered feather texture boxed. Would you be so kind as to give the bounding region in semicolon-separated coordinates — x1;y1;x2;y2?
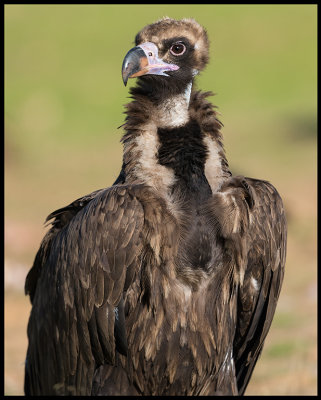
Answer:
24;17;286;396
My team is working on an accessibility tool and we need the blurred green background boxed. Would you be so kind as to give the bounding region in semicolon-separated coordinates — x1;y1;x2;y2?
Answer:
4;4;317;395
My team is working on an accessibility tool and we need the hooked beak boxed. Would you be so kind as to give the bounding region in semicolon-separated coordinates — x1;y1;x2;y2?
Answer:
122;42;179;86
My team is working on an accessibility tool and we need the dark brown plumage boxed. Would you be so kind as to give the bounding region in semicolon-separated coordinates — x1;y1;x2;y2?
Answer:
24;17;286;396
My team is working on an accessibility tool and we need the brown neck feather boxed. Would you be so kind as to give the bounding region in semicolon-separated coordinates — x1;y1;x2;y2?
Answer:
120;89;231;199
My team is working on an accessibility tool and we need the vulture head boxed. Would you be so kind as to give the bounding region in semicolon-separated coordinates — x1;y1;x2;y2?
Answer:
122;17;210;99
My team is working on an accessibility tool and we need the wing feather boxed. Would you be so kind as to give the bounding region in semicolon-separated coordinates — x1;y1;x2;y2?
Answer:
25;185;145;395
232;177;287;395
205;175;286;394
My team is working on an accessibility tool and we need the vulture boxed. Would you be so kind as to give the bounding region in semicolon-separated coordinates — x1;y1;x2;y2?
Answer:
24;17;287;396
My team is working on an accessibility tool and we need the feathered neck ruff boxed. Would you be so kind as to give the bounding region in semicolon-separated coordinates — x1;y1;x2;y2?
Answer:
120;81;231;194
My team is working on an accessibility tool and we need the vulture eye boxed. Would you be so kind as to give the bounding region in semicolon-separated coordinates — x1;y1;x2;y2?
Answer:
170;42;186;56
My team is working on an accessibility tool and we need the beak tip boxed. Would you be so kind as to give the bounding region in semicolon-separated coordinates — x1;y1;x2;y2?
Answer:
122;76;128;86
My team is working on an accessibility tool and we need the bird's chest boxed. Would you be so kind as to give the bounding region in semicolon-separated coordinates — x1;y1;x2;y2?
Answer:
124;270;238;395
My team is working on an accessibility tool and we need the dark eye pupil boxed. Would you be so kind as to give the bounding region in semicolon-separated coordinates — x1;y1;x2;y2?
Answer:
171;43;185;55
173;45;182;52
